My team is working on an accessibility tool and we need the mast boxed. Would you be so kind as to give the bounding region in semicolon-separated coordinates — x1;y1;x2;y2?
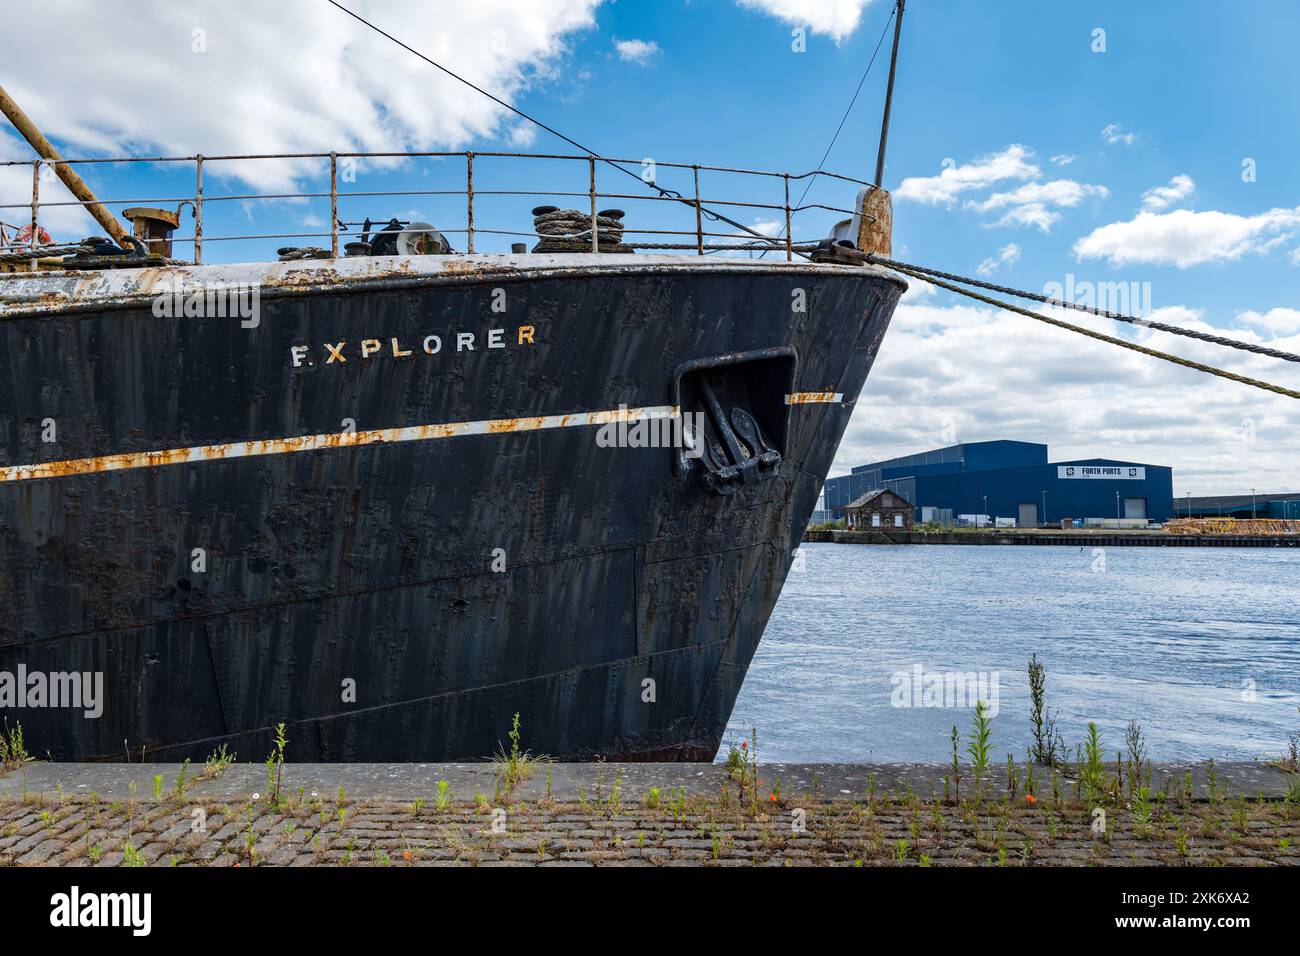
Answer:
857;0;905;258
874;0;906;187
0;83;131;247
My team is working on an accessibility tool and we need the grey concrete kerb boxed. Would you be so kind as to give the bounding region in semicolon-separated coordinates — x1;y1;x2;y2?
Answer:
1;761;1292;803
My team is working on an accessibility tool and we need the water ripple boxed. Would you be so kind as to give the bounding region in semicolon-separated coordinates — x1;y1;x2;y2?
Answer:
724;543;1300;763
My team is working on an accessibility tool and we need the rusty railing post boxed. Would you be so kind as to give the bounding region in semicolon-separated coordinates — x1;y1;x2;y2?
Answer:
466;152;475;254
28;160;39;270
29;159;40;245
329;152;339;258
589;157;598;253
783;173;793;262
692;165;704;256
194;154;204;265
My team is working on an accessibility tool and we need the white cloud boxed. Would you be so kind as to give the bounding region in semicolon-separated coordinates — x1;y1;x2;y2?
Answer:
751;217;784;236
1050;154;1075;166
1100;123;1137;146
1074;207;1300;268
507;124;538;147
992;203;1061;231
1140;174;1195;211
968;179;1108;233
735;0;878;42
0;134;96;237
614;38;660;64
836;298;1300;494
898;147;1106;232
895;144;1039;205
972;180;1108;212
975;243;1020;277
1238;308;1300;336
0;0;602;209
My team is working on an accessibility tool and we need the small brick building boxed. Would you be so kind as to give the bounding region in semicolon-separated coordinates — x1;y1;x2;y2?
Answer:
845;488;913;531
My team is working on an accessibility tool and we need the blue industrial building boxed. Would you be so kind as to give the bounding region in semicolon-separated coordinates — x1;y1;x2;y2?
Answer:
1184;492;1300;520
822;440;1174;527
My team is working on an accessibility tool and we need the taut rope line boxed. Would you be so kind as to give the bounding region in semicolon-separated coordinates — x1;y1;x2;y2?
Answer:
879;261;1300;401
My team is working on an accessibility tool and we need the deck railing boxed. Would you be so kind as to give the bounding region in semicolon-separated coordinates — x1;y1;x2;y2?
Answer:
0;150;872;264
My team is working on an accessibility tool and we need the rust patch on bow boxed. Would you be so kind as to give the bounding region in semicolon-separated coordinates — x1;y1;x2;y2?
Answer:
785;391;843;405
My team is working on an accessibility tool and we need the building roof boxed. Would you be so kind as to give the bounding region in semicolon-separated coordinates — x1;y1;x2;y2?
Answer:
846;488;911;509
850;439;1047;476
1052;457;1166;469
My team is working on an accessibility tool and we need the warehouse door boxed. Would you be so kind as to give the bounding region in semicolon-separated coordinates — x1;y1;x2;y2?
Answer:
1123;497;1147;519
1018;503;1038;527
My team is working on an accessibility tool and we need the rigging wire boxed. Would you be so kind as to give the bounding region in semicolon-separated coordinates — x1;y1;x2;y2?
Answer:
865;253;1300;365
882;261;1300;401
759;6;895;259
322;1;1296;399
323;0;797;254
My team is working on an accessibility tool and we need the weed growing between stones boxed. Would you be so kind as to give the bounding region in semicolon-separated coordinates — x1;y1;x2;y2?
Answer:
966;701;994;801
491;712;545;799
0;720;30;773
265;723;288;807
201;744;235;783
2;658;1297;868
1027;654;1064;765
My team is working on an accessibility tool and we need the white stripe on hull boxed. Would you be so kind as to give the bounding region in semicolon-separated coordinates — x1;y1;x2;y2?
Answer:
3;390;844;484
1;404;680;483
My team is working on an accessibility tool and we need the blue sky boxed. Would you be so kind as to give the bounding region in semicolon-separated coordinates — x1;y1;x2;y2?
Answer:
3;0;1298;492
558;0;1300;319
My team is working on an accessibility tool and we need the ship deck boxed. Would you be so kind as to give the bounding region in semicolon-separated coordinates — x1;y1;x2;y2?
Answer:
0;253;904;318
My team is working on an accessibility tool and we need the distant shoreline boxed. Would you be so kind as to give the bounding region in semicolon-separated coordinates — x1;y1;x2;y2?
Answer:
803;529;1300;548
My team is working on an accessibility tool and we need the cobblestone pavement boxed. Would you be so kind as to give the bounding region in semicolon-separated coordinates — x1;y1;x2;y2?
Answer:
2;781;1297;867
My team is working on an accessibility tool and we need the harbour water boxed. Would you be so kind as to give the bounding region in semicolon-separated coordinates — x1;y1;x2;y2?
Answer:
724;543;1300;764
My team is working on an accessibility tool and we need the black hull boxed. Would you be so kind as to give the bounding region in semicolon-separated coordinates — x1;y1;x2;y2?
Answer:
0;258;902;761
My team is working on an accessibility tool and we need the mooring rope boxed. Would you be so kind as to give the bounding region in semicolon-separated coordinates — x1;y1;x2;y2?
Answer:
0;243;92;263
865;253;1300;365
880;261;1300;401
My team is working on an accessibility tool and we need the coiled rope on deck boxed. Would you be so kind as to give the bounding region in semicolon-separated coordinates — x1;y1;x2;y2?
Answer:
862;255;1300;401
0;243;93;263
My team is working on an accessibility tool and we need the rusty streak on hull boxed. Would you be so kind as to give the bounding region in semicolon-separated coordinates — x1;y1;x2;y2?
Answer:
785;391;844;405
0;405;680;483
0;257;903;762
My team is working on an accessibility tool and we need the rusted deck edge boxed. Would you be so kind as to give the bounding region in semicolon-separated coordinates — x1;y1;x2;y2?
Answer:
0;253;906;319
